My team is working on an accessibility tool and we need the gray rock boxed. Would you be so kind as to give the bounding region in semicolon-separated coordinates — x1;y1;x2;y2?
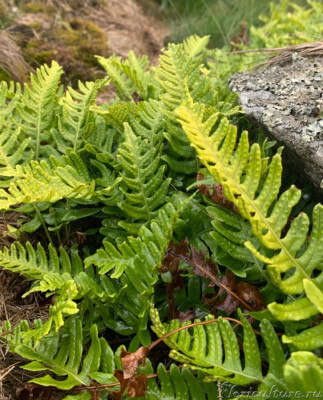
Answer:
229;55;323;198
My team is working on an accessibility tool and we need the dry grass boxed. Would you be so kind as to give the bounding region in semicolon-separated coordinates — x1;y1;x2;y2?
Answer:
233;40;323;69
0;31;30;83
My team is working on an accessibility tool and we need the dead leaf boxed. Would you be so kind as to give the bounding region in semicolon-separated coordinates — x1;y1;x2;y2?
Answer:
215;270;240;315
121;346;149;379
197;173;239;213
190;247;217;282
127;373;148;398
235;282;266;310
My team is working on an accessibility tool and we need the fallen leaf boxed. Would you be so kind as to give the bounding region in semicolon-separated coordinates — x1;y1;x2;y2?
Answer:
197;173;238;213
127;373;148;398
121;346;149;379
215;270;240;315
235;282;266;310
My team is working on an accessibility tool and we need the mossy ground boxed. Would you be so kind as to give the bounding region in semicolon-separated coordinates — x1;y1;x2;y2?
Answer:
0;0;109;86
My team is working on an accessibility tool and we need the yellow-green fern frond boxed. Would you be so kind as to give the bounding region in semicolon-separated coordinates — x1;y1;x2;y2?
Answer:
97;51;157;101
176;97;323;344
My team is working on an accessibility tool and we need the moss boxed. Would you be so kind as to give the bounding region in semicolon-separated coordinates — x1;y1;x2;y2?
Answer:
21;1;51;13
10;9;108;87
56;18;108;67
28;21;43;31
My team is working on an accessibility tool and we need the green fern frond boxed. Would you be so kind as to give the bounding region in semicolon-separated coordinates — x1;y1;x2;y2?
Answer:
0;242;117;338
85;196;186;339
0;151;122;211
52;78;108;153
130;99;165;145
156;37;211;176
97;51;157;101
91;102;138;135
162;121;199;174
0;81;21;127
16;61;63;161
151;307;285;387
176;98;323;330
157;36;210;113
117;122;171;224
138;362;221;400
207;205;267;281
0;126;32;181
283;351;323;393
3;317;117;391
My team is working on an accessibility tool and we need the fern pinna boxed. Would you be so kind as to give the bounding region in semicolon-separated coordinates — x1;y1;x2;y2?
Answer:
0;32;322;400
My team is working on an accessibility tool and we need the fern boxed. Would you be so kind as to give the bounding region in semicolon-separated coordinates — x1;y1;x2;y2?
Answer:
157;35;210;112
0;125;32;181
176;96;323;348
52;78;108;153
1;317;118;393
85;195;186;340
1;32;323;397
0;242;117;338
139;362;221;400
207;205;267;281
117;123;171;228
151;307;286;387
130;99;165;145
16;61;63;160
0;81;21;127
97;51;158;101
0;152;122;211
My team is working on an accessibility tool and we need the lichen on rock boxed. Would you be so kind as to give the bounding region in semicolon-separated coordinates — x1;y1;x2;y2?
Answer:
229;55;323;197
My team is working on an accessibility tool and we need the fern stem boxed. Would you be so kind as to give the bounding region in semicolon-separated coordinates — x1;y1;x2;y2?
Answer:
33;204;54;246
148;317;261;351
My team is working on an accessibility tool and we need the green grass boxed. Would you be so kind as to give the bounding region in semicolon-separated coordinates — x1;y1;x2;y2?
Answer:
155;0;310;47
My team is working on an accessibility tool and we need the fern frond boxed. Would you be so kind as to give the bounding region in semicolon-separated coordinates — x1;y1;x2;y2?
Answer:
0;81;21;127
85;196;186;339
3;317;117;391
0;242;116;338
283;351;323;393
0;157;94;211
176;98;323;329
207;205;267;281
139;362;221;400
97;51;158;101
157;36;210;112
130;99;165;145
91;102;138;135
117;123;171;225
17;61;63;160
0;126;32;181
162;121;199;174
52;79;108;153
0;151;122;210
151;307;285;386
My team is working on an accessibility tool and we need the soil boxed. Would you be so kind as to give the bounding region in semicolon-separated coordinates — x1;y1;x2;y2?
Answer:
0;1;167;398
